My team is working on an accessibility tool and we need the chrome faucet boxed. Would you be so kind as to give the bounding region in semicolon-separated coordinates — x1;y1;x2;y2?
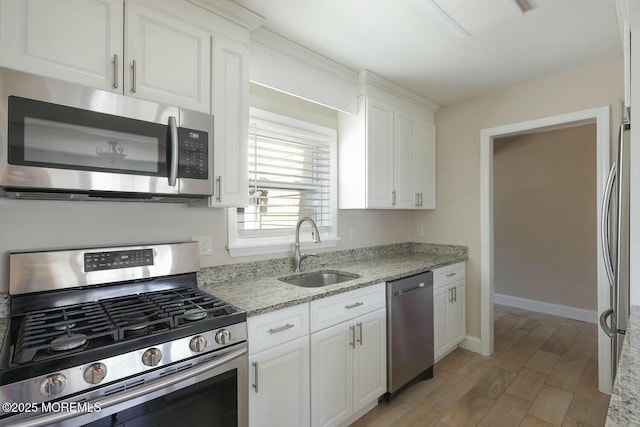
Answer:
294;217;321;272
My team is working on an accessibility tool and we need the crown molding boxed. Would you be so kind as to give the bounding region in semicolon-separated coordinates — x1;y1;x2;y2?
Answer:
186;0;265;30
251;27;358;85
360;70;440;113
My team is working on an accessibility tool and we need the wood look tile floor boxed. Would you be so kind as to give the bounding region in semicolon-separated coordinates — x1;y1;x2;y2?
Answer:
351;305;610;427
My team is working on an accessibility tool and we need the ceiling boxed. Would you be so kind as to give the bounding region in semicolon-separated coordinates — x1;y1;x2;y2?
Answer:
232;0;622;105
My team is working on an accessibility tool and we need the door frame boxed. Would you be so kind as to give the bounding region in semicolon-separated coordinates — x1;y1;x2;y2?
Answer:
479;106;611;394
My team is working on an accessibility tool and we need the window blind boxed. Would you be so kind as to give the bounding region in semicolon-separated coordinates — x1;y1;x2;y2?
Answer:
238;121;333;237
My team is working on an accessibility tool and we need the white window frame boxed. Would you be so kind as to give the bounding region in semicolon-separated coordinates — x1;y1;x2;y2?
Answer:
227;108;338;258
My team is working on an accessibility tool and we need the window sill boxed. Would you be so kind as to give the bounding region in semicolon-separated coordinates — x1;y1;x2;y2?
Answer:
227;238;339;258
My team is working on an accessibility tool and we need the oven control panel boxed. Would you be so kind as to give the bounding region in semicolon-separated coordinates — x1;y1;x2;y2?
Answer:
84;249;154;272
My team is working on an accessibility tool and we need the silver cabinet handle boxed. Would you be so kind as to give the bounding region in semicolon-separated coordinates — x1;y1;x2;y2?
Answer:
215;176;222;202
454;287;457;302
601;163;616;287
349;325;356;348
112;54;118;89
268;323;294;334
420;192;423;207
345;302;364;310
252;361;259;393
168;116;178;187
415;193;420;207
131;59;137;93
392;190;396;206
446;272;457;278
357;322;363;345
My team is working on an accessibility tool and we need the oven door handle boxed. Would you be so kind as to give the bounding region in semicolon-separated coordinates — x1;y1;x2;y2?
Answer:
6;345;247;427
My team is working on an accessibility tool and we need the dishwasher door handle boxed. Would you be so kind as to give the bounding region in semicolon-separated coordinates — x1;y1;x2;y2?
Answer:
393;282;426;296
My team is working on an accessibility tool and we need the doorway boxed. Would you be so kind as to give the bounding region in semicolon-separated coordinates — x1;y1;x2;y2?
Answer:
479;107;611;394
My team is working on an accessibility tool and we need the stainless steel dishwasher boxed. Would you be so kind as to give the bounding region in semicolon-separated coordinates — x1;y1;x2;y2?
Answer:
386;271;434;397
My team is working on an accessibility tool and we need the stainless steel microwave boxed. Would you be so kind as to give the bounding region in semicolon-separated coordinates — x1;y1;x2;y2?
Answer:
0;67;214;202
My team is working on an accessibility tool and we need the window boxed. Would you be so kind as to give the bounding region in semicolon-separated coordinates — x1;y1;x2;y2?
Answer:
227;108;337;257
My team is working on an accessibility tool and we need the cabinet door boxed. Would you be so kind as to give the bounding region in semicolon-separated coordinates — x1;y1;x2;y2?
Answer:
311;322;354;427
249;336;310;427
365;98;394;208
433;285;450;362
125;1;211;112
353;308;386;413
415;121;436;209
394;111;416;209
0;0;123;91
450;280;466;346
210;36;249;207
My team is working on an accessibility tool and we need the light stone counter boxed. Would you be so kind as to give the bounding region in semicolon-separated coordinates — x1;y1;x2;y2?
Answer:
199;243;467;316
606;305;640;426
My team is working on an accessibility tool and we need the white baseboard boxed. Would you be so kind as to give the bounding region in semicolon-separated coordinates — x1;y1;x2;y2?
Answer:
459;336;482;354
494;293;597;324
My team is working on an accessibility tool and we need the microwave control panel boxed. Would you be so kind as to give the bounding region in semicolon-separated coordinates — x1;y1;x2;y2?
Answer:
178;128;208;179
84;249;154;272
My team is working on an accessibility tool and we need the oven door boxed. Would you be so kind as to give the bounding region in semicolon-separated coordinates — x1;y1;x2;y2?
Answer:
4;344;248;427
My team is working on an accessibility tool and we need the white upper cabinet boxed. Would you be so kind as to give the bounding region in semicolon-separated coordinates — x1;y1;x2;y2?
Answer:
0;0;123;91
210;35;249;207
394;110;418;209
415;120;436;209
125;0;211;112
338;71;439;210
365;98;395;208
1;0;212;113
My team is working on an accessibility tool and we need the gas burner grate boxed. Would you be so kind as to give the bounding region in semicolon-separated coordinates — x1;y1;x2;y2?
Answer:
15;303;118;364
11;287;239;365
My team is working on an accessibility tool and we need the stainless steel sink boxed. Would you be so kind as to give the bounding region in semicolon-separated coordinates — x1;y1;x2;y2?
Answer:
279;270;360;288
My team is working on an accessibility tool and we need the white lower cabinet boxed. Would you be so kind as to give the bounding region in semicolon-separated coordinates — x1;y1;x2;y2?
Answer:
247;284;386;427
248;303;310;427
310;283;386;427
249;335;310;427
433;262;466;362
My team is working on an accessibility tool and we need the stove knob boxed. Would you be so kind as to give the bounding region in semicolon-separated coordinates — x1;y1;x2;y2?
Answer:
84;363;108;384
40;373;66;398
189;336;207;352
142;348;162;367
215;329;231;345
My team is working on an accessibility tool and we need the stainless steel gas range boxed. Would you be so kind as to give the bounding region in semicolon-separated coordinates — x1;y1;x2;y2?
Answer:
0;242;248;427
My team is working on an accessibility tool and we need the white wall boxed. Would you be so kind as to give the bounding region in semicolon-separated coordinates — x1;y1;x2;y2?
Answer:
493;124;597;311
0;84;409;293
409;57;623;338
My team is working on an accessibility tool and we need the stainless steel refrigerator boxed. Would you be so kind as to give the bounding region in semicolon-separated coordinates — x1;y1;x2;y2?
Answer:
600;110;631;385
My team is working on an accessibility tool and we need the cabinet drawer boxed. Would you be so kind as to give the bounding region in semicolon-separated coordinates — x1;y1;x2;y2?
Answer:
433;262;465;289
248;303;309;354
310;283;385;333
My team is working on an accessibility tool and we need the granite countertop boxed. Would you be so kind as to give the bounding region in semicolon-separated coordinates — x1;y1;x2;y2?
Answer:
200;251;466;316
0;318;8;352
606;305;640;426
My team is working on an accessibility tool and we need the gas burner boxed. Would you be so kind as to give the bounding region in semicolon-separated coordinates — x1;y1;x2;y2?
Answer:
49;333;87;351
184;308;207;321
53;323;76;332
121;311;158;326
125;323;150;331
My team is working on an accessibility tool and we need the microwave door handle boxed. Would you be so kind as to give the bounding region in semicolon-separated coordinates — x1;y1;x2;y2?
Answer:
168;116;179;187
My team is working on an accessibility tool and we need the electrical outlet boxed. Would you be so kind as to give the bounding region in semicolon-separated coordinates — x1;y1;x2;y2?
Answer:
416;225;425;238
191;236;213;256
